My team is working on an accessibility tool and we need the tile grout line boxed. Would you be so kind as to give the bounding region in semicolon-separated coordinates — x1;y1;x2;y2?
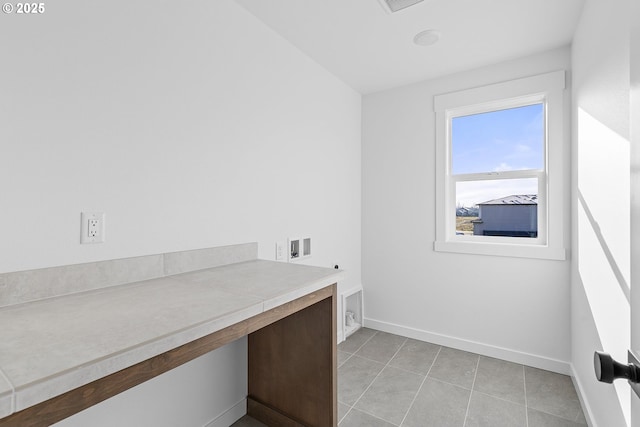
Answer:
350;329;378;354
462;355;481;427
470;389;530;407
347;336;408;426
347;353;432;377
353;407;403;426
522;367;585;425
338;330;379;424
398;345;442;427
337;404;348;426
521;367;584;425
338;351;353;369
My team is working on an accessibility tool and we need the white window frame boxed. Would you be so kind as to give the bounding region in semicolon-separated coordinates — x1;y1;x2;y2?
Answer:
434;70;566;260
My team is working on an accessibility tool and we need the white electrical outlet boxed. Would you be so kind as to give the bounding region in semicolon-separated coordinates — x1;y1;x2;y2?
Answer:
81;212;105;244
88;219;99;237
275;241;285;261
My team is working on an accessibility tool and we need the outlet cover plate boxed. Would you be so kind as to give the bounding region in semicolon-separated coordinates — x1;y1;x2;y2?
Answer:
81;212;105;244
275;241;285;261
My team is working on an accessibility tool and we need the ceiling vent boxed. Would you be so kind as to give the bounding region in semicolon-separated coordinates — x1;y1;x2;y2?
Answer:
377;0;424;13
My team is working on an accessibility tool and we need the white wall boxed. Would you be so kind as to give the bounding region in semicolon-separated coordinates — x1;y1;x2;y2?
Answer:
58;339;249;427
362;47;572;372
0;0;361;425
571;0;631;424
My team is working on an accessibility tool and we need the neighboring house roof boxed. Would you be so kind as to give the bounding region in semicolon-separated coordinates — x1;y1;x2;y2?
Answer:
456;207;479;216
478;194;538;205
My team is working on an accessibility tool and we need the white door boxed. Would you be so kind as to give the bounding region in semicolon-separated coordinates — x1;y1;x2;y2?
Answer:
630;4;640;425
595;9;640;426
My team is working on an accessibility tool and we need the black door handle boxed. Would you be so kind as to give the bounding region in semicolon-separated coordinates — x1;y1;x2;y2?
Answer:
594;351;640;383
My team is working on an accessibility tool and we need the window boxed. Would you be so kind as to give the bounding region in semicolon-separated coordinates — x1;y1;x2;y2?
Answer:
434;71;566;259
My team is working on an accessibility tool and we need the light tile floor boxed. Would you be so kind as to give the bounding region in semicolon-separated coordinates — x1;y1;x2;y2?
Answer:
337;328;587;427
232;327;588;427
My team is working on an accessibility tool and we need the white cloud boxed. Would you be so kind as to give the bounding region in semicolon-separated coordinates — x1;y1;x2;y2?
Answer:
515;143;532;152
493;162;513;172
456;178;538;207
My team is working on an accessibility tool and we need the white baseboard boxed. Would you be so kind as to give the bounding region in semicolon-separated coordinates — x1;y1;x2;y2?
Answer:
204;398;246;427
364;317;571;375
570;364;596;427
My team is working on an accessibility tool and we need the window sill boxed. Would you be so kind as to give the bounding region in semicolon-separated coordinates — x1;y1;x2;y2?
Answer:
434;240;567;260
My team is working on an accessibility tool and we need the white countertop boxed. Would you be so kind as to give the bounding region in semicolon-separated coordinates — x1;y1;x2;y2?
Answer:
0;259;343;418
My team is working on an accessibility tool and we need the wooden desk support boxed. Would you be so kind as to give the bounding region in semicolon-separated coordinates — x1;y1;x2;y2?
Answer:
0;284;337;427
248;285;337;426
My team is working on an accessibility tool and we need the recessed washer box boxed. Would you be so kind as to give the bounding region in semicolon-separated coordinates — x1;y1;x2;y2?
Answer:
288;238;300;261
288;237;311;262
302;237;311;257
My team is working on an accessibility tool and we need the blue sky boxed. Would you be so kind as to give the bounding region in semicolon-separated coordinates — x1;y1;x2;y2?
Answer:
452;103;544;207
452;103;544;175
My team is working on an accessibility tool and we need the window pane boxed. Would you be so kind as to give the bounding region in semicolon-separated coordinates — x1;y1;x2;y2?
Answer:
455;178;538;238
452;103;544;175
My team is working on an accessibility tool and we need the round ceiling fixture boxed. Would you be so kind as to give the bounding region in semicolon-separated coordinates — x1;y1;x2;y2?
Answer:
413;29;441;46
